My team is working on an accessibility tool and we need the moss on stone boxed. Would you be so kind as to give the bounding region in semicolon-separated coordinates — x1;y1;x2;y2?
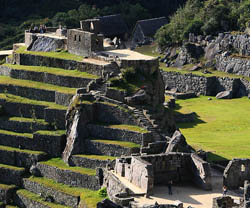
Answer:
16;46;84;62
0;145;45;155
35;130;66;136
0;75;76;94
0;129;33;139
92;139;140;148
74;154;116;161
17;189;71;208
0;93;67;110
4;64;100;79
40;158;96;176
0;183;16;190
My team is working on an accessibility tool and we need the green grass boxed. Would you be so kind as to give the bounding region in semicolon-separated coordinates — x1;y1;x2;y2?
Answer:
135;44;161;58
92;139;140;148
17;189;71;208
3;64;100;79
5;206;19;208
0;145;45;155
16;46;84;62
40;158;96;175
173;96;250;161
35;130;66;136
0;93;67;110
74;154;116;160
0;183;16;190
0;129;33;138
0;75;76;94
0;163;25;171
7;116;48;125
108;124;149;133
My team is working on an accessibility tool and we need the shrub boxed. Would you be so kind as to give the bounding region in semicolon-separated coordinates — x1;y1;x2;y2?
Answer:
98;187;107;197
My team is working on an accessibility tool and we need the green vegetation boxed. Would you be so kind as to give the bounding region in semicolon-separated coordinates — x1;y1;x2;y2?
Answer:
17;189;71;208
0;93;67;110
4;64;100;79
0;163;25;171
92;139;140;148
40;158;96;175
6;116;48;125
98;187;107;197
74;154;116;160
0;129;33;139
0;183;16;190
109;124;149;133
173;96;250;161
0;75;76;94
16;47;84;62
35;130;66;136
0;145;45;155
156;0;250;48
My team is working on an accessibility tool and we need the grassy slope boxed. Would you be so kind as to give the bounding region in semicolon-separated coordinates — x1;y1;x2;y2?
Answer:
173;96;250;161
92;139;140;148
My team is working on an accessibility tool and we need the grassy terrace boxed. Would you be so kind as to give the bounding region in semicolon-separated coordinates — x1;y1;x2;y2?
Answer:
173;96;250;161
97;123;148;133
0;75;76;94
27;176;106;207
16;46;83;62
1;116;48;125
0;129;33;139
3;64;100;79
35;130;66;136
0;145;45;155
0;163;25;171
39;158;96;175
74;154;116;160
0;93;67;110
17;189;71;208
0;183;16;190
92;139;140;148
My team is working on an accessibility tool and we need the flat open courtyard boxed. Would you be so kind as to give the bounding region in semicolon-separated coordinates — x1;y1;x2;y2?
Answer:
172;96;250;161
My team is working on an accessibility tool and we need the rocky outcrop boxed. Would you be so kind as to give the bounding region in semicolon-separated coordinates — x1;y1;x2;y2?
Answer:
165;130;189;153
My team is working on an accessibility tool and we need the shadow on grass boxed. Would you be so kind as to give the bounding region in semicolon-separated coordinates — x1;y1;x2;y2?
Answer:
207;152;229;165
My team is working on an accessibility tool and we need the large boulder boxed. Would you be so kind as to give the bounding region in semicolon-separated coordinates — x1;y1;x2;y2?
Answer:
30;36;65;52
166;130;189;153
205;42;221;60
216;91;232;99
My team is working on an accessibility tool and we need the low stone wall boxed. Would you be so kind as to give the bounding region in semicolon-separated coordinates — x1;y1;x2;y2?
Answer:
36;163;101;190
69;155;115;169
0;166;26;186
0;148;47;169
162;71;250;97
93;102;137;126
0;99;46;119
0;185;16;204
0;65;97;88
84;140;140;157
224;159;250;190
0;83;55;102
33;132;66;157
44;108;66;130
23;178;80;208
55;92;73;106
216;55;250;77
87;124;151;145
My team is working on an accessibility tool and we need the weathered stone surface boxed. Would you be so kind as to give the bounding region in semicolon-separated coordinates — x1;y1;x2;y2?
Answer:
97;198;122;208
216;91;232;99
0;184;16;204
166;130;189;153
44;108;66;130
30;36;66;52
105;88;126;102
212;196;234;208
0;166;26;186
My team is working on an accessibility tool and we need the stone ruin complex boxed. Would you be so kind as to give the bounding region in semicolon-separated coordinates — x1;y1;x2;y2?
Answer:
0;17;249;208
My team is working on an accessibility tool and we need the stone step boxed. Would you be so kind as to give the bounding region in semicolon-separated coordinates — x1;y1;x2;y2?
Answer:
84;139;140;157
23;177;81;208
69;154;116;169
87;123;150;145
0;64;100;88
0;164;26;186
36;158;101;190
0;116;51;133
0;93;67;119
0;183;17;204
0;75;75;103
14;189;71;208
0;145;48;169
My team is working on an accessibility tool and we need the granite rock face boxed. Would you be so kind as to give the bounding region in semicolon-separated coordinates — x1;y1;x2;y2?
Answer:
30;36;65;52
216;90;232;99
